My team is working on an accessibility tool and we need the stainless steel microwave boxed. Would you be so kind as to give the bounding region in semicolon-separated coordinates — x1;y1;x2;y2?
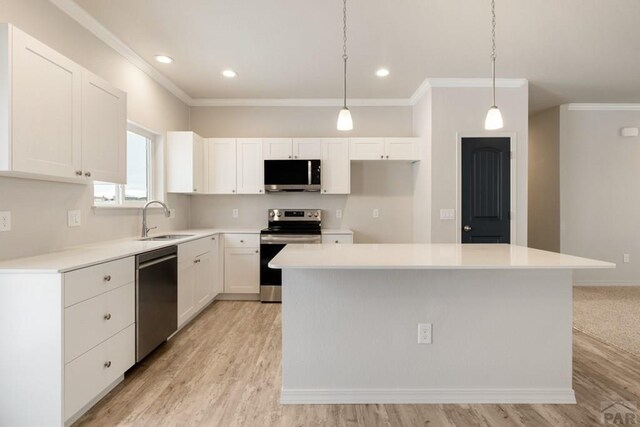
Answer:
264;160;321;192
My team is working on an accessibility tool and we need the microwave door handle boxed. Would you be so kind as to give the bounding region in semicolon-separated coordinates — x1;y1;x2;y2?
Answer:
307;160;312;185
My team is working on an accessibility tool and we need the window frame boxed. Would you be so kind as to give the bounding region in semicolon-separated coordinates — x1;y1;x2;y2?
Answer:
93;122;164;209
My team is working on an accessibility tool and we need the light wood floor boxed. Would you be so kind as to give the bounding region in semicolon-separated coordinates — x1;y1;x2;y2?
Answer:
75;301;640;426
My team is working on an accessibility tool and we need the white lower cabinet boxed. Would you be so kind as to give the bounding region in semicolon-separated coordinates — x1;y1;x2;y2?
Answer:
322;233;354;244
65;324;135;419
224;246;260;294
178;235;221;328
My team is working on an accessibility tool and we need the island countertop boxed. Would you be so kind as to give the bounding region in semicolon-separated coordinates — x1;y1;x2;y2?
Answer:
269;243;615;270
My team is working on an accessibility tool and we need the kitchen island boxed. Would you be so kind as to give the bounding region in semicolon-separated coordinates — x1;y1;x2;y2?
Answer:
269;244;614;405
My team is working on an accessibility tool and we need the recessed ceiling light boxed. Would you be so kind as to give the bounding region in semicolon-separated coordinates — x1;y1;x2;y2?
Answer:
154;55;174;64
222;69;237;78
376;68;390;77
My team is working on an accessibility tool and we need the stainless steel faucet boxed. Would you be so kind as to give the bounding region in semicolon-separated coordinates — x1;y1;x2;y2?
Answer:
141;200;171;238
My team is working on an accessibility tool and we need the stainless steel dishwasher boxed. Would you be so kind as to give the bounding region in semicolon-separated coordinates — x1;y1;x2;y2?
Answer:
136;245;178;362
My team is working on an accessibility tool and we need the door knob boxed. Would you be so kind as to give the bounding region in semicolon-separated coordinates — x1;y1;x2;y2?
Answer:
463;225;472;232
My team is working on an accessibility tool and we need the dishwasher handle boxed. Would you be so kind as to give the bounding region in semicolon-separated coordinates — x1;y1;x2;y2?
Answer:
138;254;177;270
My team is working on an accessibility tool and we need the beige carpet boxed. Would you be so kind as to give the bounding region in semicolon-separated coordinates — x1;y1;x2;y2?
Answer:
574;286;640;356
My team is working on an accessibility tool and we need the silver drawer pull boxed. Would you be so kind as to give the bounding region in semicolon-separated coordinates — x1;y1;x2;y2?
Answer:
104;313;112;320
104;275;112;282
104;361;112;368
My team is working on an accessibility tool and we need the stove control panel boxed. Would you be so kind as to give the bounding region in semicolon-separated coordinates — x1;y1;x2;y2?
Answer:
268;209;322;222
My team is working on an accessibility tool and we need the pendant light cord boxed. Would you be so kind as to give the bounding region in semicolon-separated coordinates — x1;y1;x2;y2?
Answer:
491;0;497;107
342;0;348;109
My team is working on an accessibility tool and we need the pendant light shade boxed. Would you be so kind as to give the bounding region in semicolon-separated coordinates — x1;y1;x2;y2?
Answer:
485;106;504;130
484;0;504;130
337;0;353;131
337;107;353;131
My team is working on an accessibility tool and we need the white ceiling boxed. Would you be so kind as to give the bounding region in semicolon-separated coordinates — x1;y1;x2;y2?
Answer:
72;0;640;112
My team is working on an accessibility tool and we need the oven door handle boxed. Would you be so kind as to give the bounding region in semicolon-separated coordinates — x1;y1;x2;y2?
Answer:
261;234;322;244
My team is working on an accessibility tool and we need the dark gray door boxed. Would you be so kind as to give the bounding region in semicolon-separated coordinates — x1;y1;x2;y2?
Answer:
461;137;511;243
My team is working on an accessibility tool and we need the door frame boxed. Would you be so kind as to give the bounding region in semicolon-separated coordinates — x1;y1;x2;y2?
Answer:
455;132;517;244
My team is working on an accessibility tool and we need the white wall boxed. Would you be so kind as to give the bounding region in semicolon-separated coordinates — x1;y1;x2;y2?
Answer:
0;0;190;261
189;106;416;243
429;85;529;245
412;89;432;243
528;107;560;252
560;105;640;284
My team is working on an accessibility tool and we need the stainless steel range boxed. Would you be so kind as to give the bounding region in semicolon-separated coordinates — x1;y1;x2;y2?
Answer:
260;209;322;302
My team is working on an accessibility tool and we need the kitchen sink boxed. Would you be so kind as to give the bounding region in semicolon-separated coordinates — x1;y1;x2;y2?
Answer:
140;234;195;241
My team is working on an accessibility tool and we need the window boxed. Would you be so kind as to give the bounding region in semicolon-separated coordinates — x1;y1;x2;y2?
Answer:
94;124;159;206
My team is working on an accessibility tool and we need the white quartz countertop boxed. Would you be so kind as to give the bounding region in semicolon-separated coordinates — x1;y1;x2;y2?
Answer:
269;243;616;270
0;228;259;274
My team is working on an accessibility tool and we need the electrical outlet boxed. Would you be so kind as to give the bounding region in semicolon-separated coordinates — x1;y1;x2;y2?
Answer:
232;208;239;218
440;209;456;220
0;211;11;232
418;323;432;344
336;209;342;219
373;208;379;218
67;210;81;227
168;208;176;219
624;254;630;263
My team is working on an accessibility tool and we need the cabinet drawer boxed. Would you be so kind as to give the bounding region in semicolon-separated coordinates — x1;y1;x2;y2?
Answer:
64;324;135;420
64;257;134;307
224;233;260;248
322;234;354;244
65;282;135;363
179;236;214;264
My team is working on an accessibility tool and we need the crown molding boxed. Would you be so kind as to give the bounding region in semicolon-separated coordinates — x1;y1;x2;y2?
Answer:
190;98;412;107
48;0;193;105
566;103;640;111
49;0;528;109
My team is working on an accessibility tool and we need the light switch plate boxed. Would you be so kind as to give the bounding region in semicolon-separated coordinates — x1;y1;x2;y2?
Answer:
440;209;456;220
624;254;630;263
418;323;432;344
168;208;176;219
336;209;342;219
0;211;11;232
373;208;380;218
232;208;239;218
67;210;81;227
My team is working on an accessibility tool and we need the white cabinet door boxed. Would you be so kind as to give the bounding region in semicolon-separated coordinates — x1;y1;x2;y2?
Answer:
224;247;260;294
205;138;237;194
321;138;350;194
194;251;212;310
209;235;223;298
167;132;205;193
293;138;322;159
385;137;420;161
236;138;264;194
349;137;385;160
178;262;196;328
10;26;82;179
81;71;126;183
263;138;292;160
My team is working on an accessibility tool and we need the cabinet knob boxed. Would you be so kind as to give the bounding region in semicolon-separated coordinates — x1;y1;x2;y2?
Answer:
335;240;339;244
193;188;198;192
104;361;112;368
212;237;216;240
259;189;263;193
75;170;83;176
240;240;244;243
255;250;259;254
380;155;384;159
104;313;112;320
323;189;327;193
84;171;91;178
294;156;298;159
288;155;292;159
104;275;111;282
232;189;236;193
386;155;389;159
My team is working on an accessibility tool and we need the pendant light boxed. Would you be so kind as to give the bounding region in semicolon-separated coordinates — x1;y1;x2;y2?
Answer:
337;0;353;131
485;0;504;130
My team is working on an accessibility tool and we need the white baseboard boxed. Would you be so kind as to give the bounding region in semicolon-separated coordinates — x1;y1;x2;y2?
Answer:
280;388;577;405
215;293;260;301
65;375;124;426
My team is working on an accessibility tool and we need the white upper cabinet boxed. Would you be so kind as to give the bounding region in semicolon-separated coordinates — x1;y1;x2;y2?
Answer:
81;71;126;183
4;24;82;179
350;137;420;161
349;138;385;160
167;131;204;193
205;138;237;194
321;138;350;194
263;138;292;160
293;138;322;159
384;137;420;160
0;24;128;183
236;138;264;194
